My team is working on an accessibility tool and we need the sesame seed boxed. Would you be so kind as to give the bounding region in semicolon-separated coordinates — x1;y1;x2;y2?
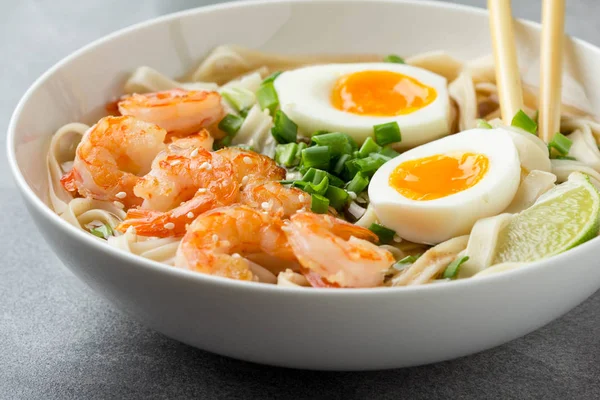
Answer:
243;156;252;165
232;253;241;258
261;201;271;210
241;176;249;185
393;234;402;243
171;160;181;166
186;212;195;219
197;188;207;193
113;201;124;209
200;162;212;170
115;191;127;199
180;201;186;206
298;194;305;202
212;234;219;243
164;222;175;230
190;148;199;157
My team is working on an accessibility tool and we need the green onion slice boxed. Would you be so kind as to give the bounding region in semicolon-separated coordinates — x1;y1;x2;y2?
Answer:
90;224;113;239
476;119;492;129
379;145;400;159
262;71;282;84
311;194;330;214
369;223;396;244
275;143;299;167
511;110;537;134
548;132;573;156
373;121;402;146
345;171;369;194
384;54;405;64
358;137;382;158
325;186;350;210
442;256;470;279
220;87;256;112
218;114;244;136
311;132;356;157
271;110;298;144
301;146;330;170
256;82;279;114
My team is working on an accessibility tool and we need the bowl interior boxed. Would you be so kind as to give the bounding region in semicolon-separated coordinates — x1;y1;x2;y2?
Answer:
9;0;600;236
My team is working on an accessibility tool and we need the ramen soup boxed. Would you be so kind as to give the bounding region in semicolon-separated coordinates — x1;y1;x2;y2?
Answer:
47;46;600;288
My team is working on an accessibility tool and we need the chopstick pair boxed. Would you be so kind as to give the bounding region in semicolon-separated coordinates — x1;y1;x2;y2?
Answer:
488;0;566;143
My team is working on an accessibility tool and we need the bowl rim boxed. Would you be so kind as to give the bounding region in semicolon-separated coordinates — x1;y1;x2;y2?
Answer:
7;0;600;296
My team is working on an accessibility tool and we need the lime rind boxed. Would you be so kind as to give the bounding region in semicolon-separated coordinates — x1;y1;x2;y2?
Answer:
493;172;600;264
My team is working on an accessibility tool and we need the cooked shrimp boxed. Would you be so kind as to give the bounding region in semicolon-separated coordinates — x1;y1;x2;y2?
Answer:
175;205;295;281
216;147;285;185
241;181;310;217
118;89;224;136
166;128;214;151
60;116;166;208
284;213;395;288
117;148;239;237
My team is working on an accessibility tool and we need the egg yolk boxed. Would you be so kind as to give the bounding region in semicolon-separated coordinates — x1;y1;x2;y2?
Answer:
331;70;437;116
389;153;489;201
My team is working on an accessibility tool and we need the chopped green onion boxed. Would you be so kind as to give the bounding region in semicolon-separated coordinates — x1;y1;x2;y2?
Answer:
218;114;244;136
325;186;350;210
353;154;389;176
262;71;282;84
554;155;576;160
301;146;330;170
346;172;369;194
213;135;233;150
311;169;328;185
271;110;297;144
309;176;329;196
369;223;396;244
548;132;573;156
326;172;345;188
476;119;492;129
358;137;382;158
220;87;256;112
90;224;113;239
275;143;299;167
239;108;250;118
373;121;402;146
442;256;470;279
311;132;356;157
384;54;405;64
311;194;330;214
279;180;295;185
312;130;330;136
256;82;279;114
511;110;537;134
333;154;351;176
379;145;400;159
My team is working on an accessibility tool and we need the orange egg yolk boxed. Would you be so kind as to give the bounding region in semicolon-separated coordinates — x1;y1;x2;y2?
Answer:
331;70;437;116
389;153;489;201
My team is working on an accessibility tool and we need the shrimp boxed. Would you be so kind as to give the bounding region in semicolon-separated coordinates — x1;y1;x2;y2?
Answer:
117;147;239;237
118;89;224;136
60;116;166;208
284;213;395;288
216;147;285;185
166;128;214;151
241;181;310;217
175;205;295;281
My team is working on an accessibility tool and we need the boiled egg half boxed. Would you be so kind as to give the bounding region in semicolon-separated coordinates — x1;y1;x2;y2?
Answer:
274;63;450;148
369;128;521;244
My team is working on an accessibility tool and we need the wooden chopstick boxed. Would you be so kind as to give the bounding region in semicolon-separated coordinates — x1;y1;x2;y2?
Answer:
488;0;524;125
538;0;566;143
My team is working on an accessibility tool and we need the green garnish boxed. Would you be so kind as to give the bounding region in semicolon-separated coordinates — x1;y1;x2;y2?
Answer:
325;186;350;210
256;82;279;114
358;137;382;158
379;145;400;158
476;119;492;129
333;153;352;176
384;54;405;64
442;256;470;279
310;194;330;214
275;143;299;167
548;132;573;156
220;87;256;112
217;114;244;136
271;110;298;144
345;172;369;195
262;71;282;84
554;155;576;160
90;224;113;239
511;110;537;134
369;223;396;244
373;121;402;146
311;132;356;157
301;146;330;170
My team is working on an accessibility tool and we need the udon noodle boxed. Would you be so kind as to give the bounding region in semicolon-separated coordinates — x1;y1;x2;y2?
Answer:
47;45;600;287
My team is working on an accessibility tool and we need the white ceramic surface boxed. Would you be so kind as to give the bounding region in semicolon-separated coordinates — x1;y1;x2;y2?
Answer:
7;0;600;371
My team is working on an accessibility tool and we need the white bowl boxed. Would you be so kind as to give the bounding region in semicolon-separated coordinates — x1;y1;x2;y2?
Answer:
7;0;600;371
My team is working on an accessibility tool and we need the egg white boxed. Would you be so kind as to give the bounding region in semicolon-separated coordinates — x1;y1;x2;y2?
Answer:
274;63;450;148
369;128;521;244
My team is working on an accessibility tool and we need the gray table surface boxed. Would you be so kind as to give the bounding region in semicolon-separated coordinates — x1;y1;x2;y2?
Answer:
2;0;600;398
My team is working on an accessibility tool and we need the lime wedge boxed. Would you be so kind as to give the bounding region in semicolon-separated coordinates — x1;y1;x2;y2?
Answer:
493;172;600;263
